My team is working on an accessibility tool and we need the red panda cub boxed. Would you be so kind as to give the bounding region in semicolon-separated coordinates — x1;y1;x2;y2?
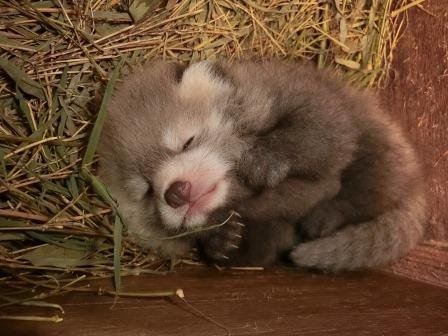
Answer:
98;60;426;271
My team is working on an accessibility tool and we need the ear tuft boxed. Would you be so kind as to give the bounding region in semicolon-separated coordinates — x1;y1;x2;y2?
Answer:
178;61;232;102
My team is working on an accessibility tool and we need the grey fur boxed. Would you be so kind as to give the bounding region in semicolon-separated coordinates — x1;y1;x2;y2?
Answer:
98;60;426;271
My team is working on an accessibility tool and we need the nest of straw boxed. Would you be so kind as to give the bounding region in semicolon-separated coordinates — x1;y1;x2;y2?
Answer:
0;0;419;321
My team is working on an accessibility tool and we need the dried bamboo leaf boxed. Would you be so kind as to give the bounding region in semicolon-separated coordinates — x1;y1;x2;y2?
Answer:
82;58;125;167
129;0;163;22
19;243;90;268
0;58;45;99
113;214;124;293
0;315;63;323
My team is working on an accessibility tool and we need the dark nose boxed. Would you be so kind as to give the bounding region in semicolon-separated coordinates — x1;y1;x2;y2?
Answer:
164;181;191;208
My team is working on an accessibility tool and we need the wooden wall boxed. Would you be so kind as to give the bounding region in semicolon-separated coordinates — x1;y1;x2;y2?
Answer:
383;0;448;287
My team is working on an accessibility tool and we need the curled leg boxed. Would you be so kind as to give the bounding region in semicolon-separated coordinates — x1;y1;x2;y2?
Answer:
299;199;354;239
237;177;340;222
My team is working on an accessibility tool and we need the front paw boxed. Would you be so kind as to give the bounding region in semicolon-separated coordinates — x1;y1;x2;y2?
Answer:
240;144;289;188
197;210;245;265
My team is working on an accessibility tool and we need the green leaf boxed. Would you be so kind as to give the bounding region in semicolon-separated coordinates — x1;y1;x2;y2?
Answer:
0;148;6;177
19;243;89;268
0;58;45;99
113;215;124;293
129;0;162;22
26;232;88;251
82;58;124;167
0;218;28;227
16;88;36;132
0;233;26;241
67;174;79;199
0;295;64;314
80;168;117;207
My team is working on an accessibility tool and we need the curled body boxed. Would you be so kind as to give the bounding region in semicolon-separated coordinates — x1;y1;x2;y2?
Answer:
98;60;426;271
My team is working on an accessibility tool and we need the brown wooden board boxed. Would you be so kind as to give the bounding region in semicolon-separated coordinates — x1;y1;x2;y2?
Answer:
383;0;448;240
382;0;448;286
1;267;448;336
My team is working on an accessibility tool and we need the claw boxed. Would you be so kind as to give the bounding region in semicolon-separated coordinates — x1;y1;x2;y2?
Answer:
221;254;229;260
236;222;245;227
230;243;239;249
232;233;242;239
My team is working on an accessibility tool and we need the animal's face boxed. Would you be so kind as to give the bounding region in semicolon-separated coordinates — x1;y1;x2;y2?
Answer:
99;61;245;235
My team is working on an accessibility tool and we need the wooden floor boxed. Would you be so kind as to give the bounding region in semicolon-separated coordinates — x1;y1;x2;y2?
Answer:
1;267;448;336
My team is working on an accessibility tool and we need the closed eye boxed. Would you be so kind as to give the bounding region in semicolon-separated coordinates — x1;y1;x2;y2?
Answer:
145;182;154;197
127;176;153;200
182;136;195;151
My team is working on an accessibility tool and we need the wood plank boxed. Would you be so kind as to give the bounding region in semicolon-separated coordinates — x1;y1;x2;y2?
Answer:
391;244;448;288
383;0;448;240
381;0;448;287
1;267;448;336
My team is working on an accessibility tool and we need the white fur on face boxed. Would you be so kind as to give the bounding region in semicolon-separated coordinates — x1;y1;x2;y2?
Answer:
154;145;231;230
155;61;236;230
161;121;200;153
161;60;235;153
161;109;232;153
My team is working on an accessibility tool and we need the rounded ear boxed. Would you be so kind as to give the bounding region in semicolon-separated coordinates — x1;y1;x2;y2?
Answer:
178;61;233;104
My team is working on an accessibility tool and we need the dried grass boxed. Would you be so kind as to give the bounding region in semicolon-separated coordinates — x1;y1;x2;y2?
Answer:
0;0;420;321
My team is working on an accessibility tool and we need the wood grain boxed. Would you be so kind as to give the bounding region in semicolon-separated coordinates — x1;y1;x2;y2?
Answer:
1;267;448;336
391;244;448;287
383;0;448;240
381;0;448;287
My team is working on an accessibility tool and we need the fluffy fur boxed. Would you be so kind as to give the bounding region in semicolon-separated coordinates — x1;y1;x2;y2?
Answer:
98;60;426;271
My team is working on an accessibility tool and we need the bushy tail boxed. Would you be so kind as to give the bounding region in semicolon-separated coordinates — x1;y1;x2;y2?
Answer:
290;192;427;271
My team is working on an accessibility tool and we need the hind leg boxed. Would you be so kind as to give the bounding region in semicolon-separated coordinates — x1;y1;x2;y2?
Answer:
299;172;388;240
237;177;341;222
300;198;354;239
300;146;407;239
